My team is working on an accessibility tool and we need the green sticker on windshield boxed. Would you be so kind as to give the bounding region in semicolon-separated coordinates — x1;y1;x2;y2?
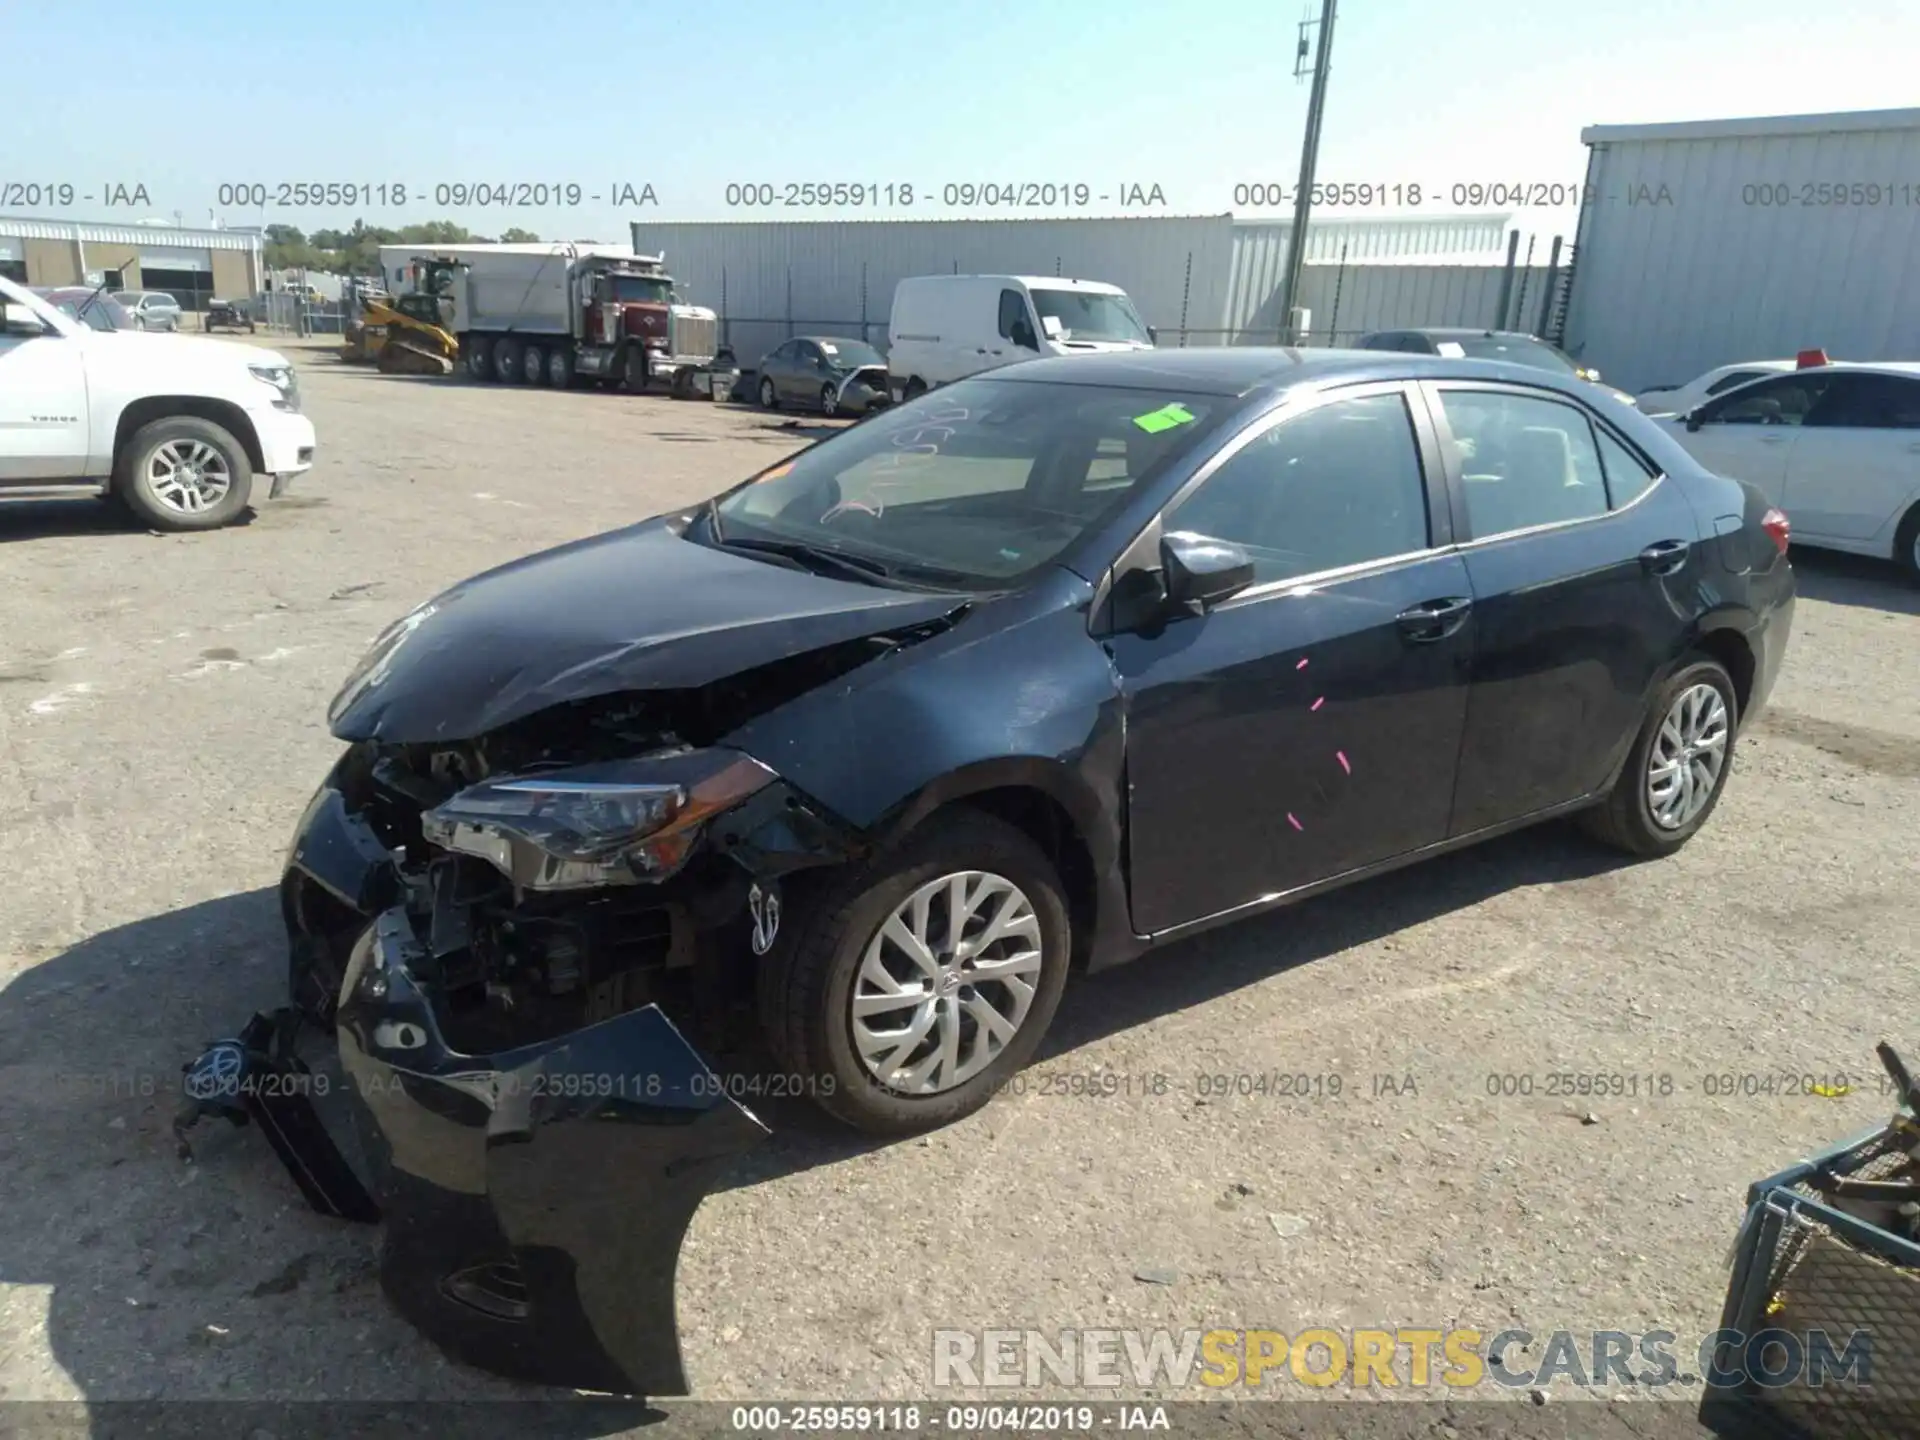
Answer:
1132;402;1195;434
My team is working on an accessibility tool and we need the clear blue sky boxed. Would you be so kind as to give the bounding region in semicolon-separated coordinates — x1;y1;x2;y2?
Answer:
11;0;1919;239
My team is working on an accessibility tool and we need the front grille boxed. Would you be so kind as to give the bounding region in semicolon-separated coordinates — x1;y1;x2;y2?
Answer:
672;311;716;362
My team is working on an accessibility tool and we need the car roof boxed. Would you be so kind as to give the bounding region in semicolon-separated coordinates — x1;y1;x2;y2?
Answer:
1389;327;1550;341
900;274;1126;293
983;345;1604;400
793;335;878;346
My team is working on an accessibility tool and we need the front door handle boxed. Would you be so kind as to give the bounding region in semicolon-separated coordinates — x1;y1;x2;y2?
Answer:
1639;539;1691;574
1395;596;1472;642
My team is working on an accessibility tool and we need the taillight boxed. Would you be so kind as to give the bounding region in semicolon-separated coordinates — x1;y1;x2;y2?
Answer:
1762;507;1791;556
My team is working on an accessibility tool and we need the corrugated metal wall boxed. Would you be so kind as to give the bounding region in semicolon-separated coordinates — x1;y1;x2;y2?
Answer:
1564;110;1920;392
633;214;1517;363
1278;263;1558;347
632;215;1236;367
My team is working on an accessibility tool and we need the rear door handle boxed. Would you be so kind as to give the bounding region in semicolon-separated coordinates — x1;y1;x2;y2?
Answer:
1639;539;1691;574
1395;596;1472;642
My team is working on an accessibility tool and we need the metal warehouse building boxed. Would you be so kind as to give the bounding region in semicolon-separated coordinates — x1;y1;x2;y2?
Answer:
1563;106;1920;392
631;213;1569;366
0;215;263;308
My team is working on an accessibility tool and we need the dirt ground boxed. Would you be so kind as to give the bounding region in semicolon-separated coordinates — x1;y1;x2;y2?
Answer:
0;341;1914;1433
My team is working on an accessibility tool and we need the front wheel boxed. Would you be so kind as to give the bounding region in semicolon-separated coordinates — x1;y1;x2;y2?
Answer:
758;809;1071;1136
622;348;650;394
115;416;254;532
1579;657;1738;857
521;343;547;385
759;375;779;410
820;382;839;416
547;346;575;388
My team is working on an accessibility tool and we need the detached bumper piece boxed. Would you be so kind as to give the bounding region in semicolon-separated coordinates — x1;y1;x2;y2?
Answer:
175;1009;378;1223
182;905;769;1397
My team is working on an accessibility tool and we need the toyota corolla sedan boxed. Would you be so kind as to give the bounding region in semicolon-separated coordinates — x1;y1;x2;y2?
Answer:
187;347;1793;1398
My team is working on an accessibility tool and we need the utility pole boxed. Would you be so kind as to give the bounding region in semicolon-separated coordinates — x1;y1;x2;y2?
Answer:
1276;0;1338;345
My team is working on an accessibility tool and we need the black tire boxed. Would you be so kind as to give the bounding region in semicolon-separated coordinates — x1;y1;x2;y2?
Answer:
492;338;522;383
114;416;255;532
521;343;548;385
1578;656;1739;857
547;346;575;389
622;347;650;394
465;335;494;381
759;375;780;410
757;808;1072;1136
1894;501;1920;585
902;377;927;401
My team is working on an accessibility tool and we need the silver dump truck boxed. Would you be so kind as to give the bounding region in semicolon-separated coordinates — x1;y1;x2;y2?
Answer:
379;242;720;395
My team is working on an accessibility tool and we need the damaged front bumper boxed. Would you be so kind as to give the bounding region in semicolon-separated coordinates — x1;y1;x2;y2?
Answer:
183;744;863;1396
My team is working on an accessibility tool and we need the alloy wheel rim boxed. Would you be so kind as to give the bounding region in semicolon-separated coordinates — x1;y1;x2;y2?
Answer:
761;378;775;406
146;440;231;514
1646;682;1730;830
851;870;1043;1096
822;384;837;415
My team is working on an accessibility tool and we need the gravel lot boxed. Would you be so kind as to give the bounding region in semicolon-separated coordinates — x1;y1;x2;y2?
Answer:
0;343;1914;1429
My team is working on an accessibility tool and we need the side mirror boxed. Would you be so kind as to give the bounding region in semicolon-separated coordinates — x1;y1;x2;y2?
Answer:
3;303;48;337
1161;531;1255;612
1146;326;1158;344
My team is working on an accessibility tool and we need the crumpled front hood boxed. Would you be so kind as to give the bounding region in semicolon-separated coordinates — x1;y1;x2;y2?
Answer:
327;517;965;743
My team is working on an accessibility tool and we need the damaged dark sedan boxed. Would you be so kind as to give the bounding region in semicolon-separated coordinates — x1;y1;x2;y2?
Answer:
193;346;1793;1398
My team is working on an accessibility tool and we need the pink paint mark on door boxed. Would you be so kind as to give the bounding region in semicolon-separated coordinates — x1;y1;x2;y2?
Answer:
1287;813;1303;831
1296;658;1309;671
1310;696;1324;711
1336;750;1351;774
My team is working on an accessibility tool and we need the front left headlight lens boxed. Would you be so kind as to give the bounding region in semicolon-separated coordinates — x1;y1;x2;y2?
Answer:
249;361;301;412
421;750;777;890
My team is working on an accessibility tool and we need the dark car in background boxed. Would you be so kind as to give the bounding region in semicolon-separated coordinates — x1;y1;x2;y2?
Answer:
204;297;257;333
1355;327;1636;404
755;335;892;416
221;346;1793;1400
29;287;136;332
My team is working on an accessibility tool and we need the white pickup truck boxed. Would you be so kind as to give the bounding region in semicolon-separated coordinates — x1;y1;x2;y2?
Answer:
0;275;317;531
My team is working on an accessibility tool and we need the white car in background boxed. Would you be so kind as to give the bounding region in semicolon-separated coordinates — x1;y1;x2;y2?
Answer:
1656;359;1920;581
1636;359;1797;417
0;274;316;531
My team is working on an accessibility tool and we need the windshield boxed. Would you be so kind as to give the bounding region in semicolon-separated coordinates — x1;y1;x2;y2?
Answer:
710;378;1222;590
1027;289;1151;345
35;290;134;331
815;339;885;370
609;275;672;303
1443;335;1579;374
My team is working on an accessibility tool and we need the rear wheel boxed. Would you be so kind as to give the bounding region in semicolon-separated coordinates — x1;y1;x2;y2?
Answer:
547;346;575;388
115;416;254;532
902;377;927;401
757;809;1071;1136
820;383;839;416
1895;501;1920;585
492;338;522;383
465;335;493;380
1579;657;1738;857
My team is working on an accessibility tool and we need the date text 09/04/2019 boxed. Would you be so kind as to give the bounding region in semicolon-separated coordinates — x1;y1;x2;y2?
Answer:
211;182;659;209
726;1405;1170;1432
723;182;1168;209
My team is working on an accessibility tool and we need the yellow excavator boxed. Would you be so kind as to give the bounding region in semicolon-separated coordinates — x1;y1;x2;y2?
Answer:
342;290;459;375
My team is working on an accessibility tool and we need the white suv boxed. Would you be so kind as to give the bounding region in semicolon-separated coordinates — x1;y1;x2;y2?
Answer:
0;276;316;531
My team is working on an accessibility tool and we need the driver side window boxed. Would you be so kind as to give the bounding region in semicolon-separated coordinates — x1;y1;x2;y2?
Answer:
1698;373;1832;427
998;289;1037;349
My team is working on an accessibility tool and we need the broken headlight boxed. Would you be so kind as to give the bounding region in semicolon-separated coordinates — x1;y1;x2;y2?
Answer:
419;749;775;891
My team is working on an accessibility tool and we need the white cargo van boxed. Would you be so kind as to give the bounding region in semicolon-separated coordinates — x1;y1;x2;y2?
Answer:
886;275;1154;397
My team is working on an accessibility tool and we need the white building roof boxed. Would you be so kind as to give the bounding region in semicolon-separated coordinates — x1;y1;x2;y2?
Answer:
1583;107;1920;145
0;215;261;251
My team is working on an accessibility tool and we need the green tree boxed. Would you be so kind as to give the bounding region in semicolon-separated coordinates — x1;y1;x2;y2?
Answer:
499;227;541;243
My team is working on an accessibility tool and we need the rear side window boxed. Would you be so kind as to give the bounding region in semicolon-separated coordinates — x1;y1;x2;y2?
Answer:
1433;390;1609;537
1699;372;1831;426
1805;372;1920;429
1594;427;1657;506
1704;369;1765;396
1169;391;1431;583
